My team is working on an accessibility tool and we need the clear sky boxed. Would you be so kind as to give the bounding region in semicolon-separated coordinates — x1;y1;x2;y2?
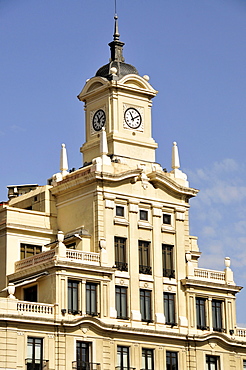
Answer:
1;0;246;324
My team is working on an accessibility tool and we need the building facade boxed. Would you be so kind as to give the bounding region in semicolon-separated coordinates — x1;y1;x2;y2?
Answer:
0;16;246;370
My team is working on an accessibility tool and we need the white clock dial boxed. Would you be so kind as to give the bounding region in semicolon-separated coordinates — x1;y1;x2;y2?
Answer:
124;107;142;129
92;109;106;131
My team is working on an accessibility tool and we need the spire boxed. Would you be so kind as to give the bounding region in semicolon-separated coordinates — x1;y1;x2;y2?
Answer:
108;15;125;62
60;143;68;176
172;142;180;169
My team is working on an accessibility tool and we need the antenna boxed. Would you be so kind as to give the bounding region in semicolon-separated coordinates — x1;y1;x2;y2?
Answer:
114;0;117;16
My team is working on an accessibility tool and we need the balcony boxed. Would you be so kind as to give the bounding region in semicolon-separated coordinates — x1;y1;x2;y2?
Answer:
139;265;152;275
115;261;128;272
72;362;100;370
15;248;100;272
194;268;225;282
25;359;49;370
163;269;175;279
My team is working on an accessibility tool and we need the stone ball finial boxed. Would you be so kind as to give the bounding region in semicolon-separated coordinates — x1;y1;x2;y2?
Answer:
143;75;150;81
110;67;117;75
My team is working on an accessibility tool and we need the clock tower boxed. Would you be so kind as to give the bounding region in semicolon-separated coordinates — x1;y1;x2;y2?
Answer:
78;16;158;166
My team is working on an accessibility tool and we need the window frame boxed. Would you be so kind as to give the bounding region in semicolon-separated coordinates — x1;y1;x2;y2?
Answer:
141;348;154;370
86;282;98;316
26;337;43;370
166;351;178;370
140;289;152;322
139;241;152;275
162;244;175;278
115;237;128;272
116;286;128;320
117;345;130;370
20;243;42;260
206;355;219;370
24;284;38;302
196;297;207;330
76;341;91;370
163;213;171;225
139;209;148;221
164;292;176;326
212;299;223;332
68;279;80;314
116;205;125;218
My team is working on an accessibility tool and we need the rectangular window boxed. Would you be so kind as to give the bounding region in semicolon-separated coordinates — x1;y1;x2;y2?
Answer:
140;209;148;221
139;241;152;275
140;289;152;322
163;214;171;225
117;346;129;370
212;300;223;332
116;206;124;217
115;237;128;271
243;360;246;370
162;244;175;278
116;286;128;319
21;243;42;260
86;283;98;316
76;341;90;370
166;351;178;370
24;285;37;302
164;293;176;326
206;355;219;370
26;337;43;370
196;297;207;330
68;280;79;314
142;349;154;370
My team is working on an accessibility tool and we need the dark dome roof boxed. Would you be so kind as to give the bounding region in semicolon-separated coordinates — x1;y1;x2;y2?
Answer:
95;15;139;81
95;61;139;80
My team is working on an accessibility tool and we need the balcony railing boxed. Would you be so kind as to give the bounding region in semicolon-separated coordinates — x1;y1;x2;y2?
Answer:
25;359;49;370
139;265;152;275
17;301;54;315
236;328;246;337
15;248;100;271
115;367;136;370
72;362;100;370
115;261;128;271
163;269;175;279
194;268;225;282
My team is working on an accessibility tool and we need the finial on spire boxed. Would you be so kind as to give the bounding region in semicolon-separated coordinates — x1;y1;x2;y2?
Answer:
60;143;68;176
172;141;180;170
113;15;120;41
108;10;125;63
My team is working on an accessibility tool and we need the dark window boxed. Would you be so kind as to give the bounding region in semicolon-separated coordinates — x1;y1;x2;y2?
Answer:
21;243;42;260
141;349;154;370
164;293;176;325
139;241;152;275
115;237;128;271
140;210;148;221
26;337;43;370
68;280;79;314
116;286;128;319
166;351;178;370
117;346;129;370
206;355;219;370
76;341;90;370
66;242;76;249
162;244;175;278
140;289;152;322
86;283;98;316
212;300;223;331
24;285;37;302
163;214;171;225
116;206;124;217
243;360;246;370
196;297;207;330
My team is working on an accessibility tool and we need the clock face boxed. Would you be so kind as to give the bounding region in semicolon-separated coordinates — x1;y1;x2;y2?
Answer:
92;109;106;131
124;107;142;129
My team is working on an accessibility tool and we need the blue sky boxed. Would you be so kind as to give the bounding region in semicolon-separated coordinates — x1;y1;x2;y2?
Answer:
1;0;246;324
